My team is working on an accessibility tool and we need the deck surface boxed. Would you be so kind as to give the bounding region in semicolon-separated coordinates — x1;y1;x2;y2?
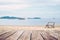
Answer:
0;30;59;40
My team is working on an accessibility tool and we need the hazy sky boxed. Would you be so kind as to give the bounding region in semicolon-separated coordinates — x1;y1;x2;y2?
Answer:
0;0;60;18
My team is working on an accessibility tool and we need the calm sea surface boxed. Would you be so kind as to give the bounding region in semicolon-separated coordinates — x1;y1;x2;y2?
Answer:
0;18;60;26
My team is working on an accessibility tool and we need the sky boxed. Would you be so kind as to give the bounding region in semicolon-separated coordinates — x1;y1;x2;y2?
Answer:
0;0;60;18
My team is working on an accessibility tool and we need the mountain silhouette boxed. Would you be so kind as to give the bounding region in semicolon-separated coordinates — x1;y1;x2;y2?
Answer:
28;17;41;19
0;16;25;20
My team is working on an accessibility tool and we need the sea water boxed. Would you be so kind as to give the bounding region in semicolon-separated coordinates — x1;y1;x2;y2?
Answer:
0;18;60;26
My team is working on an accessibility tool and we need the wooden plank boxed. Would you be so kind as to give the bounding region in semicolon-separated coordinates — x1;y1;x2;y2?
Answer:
46;31;58;40
18;31;31;40
46;30;58;39
58;36;60;40
40;31;49;40
40;31;58;40
0;31;16;40
6;30;24;40
0;30;59;40
31;31;44;40
52;30;60;40
53;30;60;40
0;30;11;35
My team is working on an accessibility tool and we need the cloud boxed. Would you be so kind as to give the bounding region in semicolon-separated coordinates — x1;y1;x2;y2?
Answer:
0;0;60;18
0;0;25;3
0;4;31;10
47;0;60;5
0;0;28;5
0;0;31;10
32;0;60;7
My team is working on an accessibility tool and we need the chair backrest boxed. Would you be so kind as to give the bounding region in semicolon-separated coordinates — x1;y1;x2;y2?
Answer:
47;22;55;25
46;22;55;28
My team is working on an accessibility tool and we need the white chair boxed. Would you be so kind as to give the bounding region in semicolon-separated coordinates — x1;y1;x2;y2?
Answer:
46;22;55;28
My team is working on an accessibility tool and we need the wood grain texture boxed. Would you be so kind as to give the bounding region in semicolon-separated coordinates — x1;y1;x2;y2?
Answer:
0;30;59;40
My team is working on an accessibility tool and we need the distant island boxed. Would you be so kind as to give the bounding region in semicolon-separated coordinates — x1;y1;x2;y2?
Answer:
28;17;41;19
0;16;25;20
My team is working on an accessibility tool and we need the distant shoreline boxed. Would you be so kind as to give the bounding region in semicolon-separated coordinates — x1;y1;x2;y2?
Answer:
0;16;41;20
0;25;60;30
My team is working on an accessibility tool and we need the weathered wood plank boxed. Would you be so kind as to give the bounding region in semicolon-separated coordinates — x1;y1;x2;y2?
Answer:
6;30;24;40
40;31;58;40
40;31;49;40
31;31;44;40
46;30;58;39
0;30;59;40
54;30;60;39
0;30;11;35
0;31;16;40
58;36;60;40
18;31;31;40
